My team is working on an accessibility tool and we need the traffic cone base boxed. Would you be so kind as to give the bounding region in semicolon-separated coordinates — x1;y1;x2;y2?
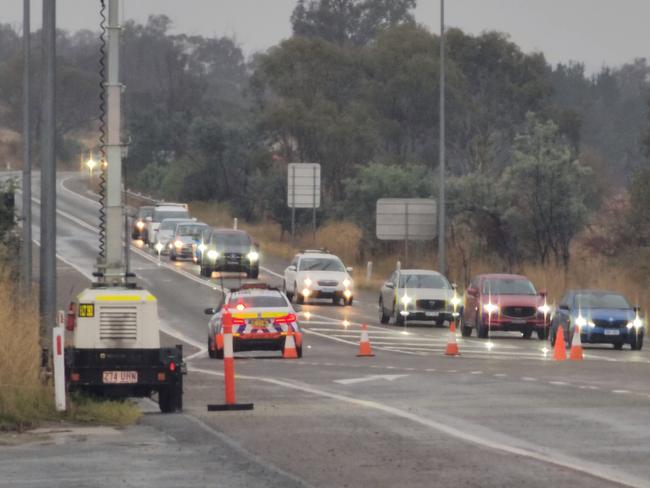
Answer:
283;328;299;359
445;322;460;356
569;326;583;361
357;324;375;357
554;326;567;361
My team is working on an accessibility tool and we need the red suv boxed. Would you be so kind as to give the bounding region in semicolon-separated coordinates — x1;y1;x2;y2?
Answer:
461;274;550;340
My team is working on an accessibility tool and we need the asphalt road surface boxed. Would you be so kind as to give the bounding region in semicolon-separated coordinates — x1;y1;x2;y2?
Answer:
3;171;650;488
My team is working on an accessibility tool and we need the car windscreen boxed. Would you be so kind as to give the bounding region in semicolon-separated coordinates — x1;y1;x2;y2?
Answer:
299;258;345;272
399;274;449;289
154;210;189;222
228;295;287;308
482;279;537;295
160;220;182;231
212;233;250;248
138;208;153;218
574;293;630;309
177;224;206;238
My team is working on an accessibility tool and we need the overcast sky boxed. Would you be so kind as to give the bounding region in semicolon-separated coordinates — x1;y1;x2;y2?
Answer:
2;1;648;72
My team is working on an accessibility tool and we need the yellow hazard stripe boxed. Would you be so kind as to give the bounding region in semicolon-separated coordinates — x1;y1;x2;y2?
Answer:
231;311;288;319
261;312;287;318
232;312;258;319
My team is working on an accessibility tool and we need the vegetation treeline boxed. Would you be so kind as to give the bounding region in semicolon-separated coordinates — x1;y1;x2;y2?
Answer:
0;0;648;275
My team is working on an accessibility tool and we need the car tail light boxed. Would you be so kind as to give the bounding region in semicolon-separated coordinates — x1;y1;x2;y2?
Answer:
169;361;176;372
231;317;246;325
66;302;76;331
157;372;166;381
274;313;297;324
70;372;80;382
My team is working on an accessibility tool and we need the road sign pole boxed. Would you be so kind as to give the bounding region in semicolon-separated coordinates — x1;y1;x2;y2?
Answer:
290;165;294;244
21;0;32;295
404;202;409;267
312;165;316;243
40;0;56;347
437;0;446;274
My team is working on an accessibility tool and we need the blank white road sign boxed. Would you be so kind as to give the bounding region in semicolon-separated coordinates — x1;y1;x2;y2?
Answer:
376;198;436;241
288;163;321;209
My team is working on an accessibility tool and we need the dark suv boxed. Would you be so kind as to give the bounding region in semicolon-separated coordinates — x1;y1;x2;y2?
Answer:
199;229;260;279
131;206;153;241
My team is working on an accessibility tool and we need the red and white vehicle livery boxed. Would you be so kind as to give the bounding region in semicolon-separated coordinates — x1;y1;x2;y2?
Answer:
205;284;303;358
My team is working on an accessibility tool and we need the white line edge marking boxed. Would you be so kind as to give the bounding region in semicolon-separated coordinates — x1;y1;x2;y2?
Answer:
189;366;648;488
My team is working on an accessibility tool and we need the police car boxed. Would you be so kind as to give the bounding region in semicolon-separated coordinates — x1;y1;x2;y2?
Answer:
205;284;302;358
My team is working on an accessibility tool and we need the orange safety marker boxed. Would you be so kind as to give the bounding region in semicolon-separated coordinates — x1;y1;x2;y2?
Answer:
445;321;460;356
283;325;299;359
357;324;375;357
569;325;583;361
553;325;567;361
208;311;254;411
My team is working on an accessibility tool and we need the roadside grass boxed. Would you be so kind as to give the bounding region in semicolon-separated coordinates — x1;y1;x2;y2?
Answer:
0;270;141;432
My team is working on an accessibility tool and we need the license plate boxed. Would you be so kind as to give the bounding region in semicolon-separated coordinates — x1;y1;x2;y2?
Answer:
102;371;138;384
604;329;620;336
251;318;267;327
321;287;335;293
425;312;439;317
512;319;526;324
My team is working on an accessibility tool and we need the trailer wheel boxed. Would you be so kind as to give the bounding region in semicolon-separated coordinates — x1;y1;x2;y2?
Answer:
159;381;182;413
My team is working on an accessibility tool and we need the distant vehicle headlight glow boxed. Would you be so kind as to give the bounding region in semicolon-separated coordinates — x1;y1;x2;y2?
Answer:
575;316;587;328
343;289;352;298
247;251;259;262
628;317;644;329
537;303;551;315
198;243;206;253
343;278;351;288
207;249;219;260
483;302;499;314
304;278;312;287
450;295;462;308
400;294;411;305
302;288;311;297
154;242;164;253
136;221;144;230
174;240;183;248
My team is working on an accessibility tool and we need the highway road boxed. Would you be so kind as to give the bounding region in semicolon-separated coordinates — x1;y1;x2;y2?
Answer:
5;171;650;487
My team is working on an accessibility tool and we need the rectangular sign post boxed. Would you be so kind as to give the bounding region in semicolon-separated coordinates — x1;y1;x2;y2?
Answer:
287;163;321;245
376;199;437;267
53;310;66;411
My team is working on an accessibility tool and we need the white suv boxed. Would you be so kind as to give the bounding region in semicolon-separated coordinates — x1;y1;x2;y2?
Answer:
283;250;354;306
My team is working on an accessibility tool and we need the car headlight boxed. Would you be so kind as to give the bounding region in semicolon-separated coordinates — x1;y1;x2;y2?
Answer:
247;251;259;262
537;303;551;315
343;278;351;288
302;288;311;297
343;289;352;298
483;303;499;314
136;221;144;229
575;316;589;328
304;278;312;287
198;243;206;253
174;240;183;248
401;295;411;305
450;295;462;308
207;249;219;260
627;317;644;329
154;242;164;253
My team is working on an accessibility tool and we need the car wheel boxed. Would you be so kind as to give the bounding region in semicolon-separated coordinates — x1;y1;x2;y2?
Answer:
394;304;405;326
295;284;304;304
249;268;259;279
208;336;216;359
379;299;390;324
332;296;341;306
215;347;224;359
522;329;533;340
296;345;303;358
631;331;644;350
476;313;488;339
345;296;353;306
613;342;624;350
170;253;176;261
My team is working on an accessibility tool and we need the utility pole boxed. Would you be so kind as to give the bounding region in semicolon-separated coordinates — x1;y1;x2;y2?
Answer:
21;0;31;295
437;0;446;274
40;0;56;342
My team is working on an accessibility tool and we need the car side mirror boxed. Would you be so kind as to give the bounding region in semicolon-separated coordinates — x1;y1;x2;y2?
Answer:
451;282;458;290
466;287;478;297
559;304;569;311
346;267;353;273
539;289;548;298
204;307;216;315
634;306;641;313
287;265;297;272
385;281;394;289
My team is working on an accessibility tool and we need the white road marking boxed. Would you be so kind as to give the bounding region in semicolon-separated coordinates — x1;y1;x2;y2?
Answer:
190;366;650;488
470;371;483;375
549;381;569;386
334;374;409;385
521;377;537;382
612;390;631;394
494;373;507;377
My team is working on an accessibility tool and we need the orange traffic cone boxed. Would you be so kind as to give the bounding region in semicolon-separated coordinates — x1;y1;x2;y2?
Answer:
569;326;583;361
357;324;375;357
445;321;460;356
554;325;567;361
283;326;298;359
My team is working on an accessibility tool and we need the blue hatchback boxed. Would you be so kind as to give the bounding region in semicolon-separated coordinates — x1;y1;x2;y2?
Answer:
550;290;644;350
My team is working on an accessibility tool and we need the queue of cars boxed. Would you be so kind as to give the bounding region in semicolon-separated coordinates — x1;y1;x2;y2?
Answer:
130;203;643;355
